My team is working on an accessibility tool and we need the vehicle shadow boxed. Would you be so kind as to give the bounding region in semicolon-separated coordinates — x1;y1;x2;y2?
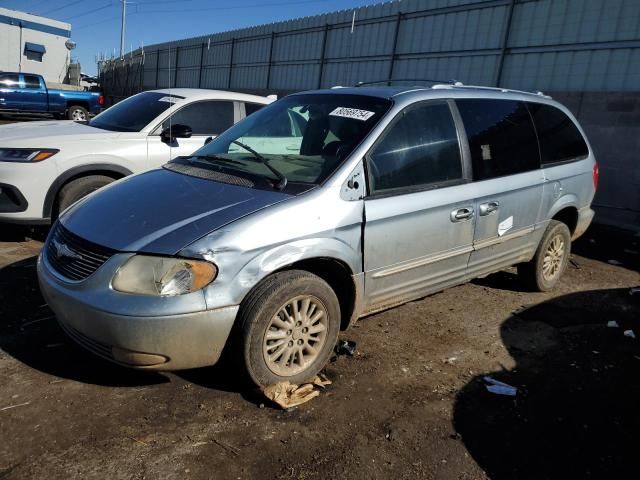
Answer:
572;223;640;273
453;287;640;479
0;223;49;242
471;270;531;293
0;255;168;387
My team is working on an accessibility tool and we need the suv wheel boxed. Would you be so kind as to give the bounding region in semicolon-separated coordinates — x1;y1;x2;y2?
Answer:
56;175;114;215
238;270;341;387
68;105;88;121
518;220;571;292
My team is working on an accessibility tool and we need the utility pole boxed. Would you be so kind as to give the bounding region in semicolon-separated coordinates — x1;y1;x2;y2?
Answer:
120;0;126;59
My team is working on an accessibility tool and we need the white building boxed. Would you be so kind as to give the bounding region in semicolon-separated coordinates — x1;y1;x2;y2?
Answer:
0;8;72;84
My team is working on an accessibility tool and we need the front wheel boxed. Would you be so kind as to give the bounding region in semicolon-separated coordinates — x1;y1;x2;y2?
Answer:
56;175;115;216
238;270;341;387
67;105;88;121
518;220;571;292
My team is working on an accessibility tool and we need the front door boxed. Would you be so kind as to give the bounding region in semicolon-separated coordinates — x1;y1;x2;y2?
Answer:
454;99;545;278
20;74;48;112
363;100;475;312
0;73;21;110
147;100;237;167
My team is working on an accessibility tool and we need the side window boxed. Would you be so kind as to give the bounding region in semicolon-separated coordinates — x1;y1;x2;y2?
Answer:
527;102;588;165
163;101;234;135
368;102;463;193
24;75;41;89
456;99;539;180
0;74;19;87
245;102;265;116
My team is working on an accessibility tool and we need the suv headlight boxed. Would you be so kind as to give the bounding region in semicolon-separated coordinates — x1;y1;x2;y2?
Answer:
112;255;217;296
0;148;59;162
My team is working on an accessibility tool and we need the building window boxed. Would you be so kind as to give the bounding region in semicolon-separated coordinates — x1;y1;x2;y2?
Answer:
24;42;46;62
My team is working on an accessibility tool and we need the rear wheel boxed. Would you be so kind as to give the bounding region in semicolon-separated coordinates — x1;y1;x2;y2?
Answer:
67;105;88;121
518;220;571;292
238;270;341;387
56;175;114;215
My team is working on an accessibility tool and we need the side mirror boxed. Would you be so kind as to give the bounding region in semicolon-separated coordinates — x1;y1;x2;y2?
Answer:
160;124;192;144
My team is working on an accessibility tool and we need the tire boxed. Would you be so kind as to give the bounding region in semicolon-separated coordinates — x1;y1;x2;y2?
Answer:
56;175;114;214
67;105;88;121
238;270;341;387
518;220;571;292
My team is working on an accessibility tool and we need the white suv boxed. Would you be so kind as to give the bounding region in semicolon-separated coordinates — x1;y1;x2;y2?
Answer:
0;88;273;224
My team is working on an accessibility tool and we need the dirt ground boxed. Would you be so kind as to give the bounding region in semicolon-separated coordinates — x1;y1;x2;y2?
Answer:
0;223;638;480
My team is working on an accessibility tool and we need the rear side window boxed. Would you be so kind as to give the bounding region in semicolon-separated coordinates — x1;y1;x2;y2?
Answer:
245;103;265;116
456;99;539;180
23;75;41;89
163;100;234;135
527;102;588;165
368;102;463;193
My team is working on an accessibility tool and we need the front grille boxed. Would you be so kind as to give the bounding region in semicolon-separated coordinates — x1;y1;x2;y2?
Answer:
59;320;114;360
46;223;116;281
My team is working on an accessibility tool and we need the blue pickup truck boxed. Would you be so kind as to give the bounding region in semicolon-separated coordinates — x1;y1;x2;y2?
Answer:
0;72;103;121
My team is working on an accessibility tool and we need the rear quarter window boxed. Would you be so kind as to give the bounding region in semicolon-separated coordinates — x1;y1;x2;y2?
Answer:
456;99;540;181
526;102;588;165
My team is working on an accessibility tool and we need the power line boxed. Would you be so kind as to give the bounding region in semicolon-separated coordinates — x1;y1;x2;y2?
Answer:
132;0;331;15
62;2;115;21
39;0;85;16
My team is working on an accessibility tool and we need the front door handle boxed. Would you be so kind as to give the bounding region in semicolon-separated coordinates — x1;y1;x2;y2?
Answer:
451;207;474;222
479;201;500;216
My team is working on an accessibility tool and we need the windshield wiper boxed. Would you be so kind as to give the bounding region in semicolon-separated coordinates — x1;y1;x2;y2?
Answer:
190;154;245;166
231;140;288;190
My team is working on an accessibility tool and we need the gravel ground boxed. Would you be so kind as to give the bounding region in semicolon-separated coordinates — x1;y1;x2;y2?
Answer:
0;223;638;480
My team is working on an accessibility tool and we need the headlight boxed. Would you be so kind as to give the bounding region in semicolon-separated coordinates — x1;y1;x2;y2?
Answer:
112;256;217;296
0;148;59;162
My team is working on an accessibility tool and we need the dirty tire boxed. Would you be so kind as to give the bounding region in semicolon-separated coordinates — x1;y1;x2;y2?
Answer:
238;270;341;388
518;220;571;292
56;175;114;215
67;105;88;121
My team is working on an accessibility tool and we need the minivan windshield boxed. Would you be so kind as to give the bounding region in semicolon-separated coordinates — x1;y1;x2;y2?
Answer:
189;93;392;185
90;92;184;132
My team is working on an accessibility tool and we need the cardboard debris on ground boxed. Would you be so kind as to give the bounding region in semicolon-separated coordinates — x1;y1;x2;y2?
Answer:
483;376;517;397
263;374;332;409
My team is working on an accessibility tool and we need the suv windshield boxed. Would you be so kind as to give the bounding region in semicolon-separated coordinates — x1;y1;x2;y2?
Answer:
90;92;184;132
190;93;392;185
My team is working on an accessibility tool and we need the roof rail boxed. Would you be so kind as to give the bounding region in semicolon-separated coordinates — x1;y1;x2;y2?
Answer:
433;83;551;98
355;78;458;87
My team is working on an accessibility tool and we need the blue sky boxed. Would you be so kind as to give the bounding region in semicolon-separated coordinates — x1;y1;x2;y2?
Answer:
4;0;376;74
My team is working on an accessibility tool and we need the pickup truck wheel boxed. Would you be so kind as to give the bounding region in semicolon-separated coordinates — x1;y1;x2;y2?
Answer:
56;175;114;215
518;220;571;292
238;270;341;387
68;105;88;121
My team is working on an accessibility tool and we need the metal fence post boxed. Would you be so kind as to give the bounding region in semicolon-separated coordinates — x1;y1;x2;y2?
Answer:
227;38;235;89
173;46;180;88
198;42;206;88
387;11;403;84
266;31;276;89
154;50;160;88
317;24;329;89
495;0;516;87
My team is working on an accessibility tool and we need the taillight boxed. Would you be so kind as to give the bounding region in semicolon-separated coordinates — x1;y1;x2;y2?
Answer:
592;162;599;190
98;95;104;106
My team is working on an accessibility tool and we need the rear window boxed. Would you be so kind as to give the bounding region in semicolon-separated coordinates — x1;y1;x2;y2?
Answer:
527;102;588;165
456;99;540;180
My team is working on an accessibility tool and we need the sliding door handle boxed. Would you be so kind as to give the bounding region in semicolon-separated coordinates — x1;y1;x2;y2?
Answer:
479;201;500;216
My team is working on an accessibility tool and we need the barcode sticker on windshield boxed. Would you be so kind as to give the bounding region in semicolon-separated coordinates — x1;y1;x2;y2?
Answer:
158;96;179;103
329;107;375;121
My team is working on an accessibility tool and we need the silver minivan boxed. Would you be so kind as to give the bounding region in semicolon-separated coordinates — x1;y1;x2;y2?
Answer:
37;84;597;386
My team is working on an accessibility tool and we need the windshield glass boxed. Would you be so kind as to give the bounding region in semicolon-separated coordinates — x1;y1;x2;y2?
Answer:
90;92;184;132
189;93;392;185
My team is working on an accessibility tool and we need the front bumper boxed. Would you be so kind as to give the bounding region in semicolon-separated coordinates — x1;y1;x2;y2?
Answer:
0;160;56;222
37;252;239;370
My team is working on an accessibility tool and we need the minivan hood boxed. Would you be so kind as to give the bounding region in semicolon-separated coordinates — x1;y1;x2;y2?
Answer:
60;168;292;254
0;120;118;144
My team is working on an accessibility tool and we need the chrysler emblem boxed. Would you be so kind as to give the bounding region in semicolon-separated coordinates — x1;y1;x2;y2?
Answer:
52;239;83;261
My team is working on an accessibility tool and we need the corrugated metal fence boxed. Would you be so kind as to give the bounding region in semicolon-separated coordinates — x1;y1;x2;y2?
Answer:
99;0;640;100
